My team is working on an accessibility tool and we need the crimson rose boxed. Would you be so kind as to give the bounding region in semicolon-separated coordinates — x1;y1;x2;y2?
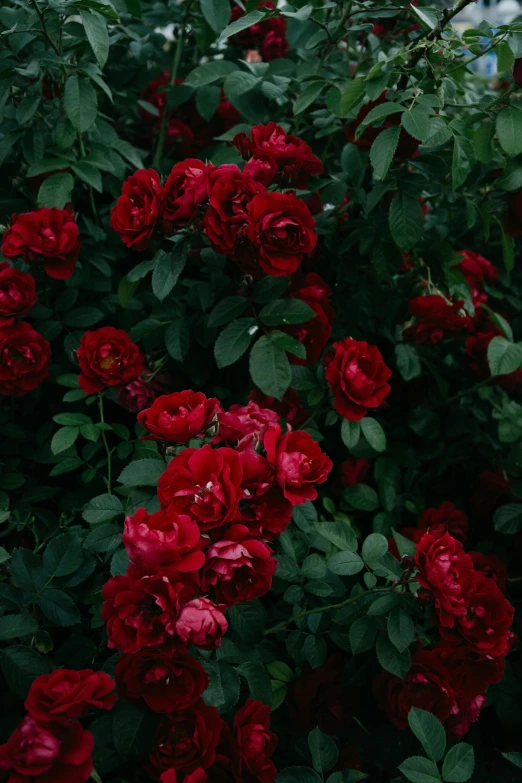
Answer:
175;598;228;650
283;272;334;366
163;159;211;230
217;401;279;447
25;669;116;725
77;326;144;394
110;168;163;250
0;263;37;325
0;321;51;396
264;424;332;504
138;390;221;443
418;501;469;543
233;699;278;783
122;507;204;571
403;295;473;345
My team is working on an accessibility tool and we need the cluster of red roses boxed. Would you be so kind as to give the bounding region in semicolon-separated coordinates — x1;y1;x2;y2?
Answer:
229;1;289;62
376;519;515;740
98;388;331;780
0;668;116;782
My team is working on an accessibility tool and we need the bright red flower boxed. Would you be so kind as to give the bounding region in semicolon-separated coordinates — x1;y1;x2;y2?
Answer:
0;321;51;396
217;401;279;447
163;159;212;230
175;598;228;650
110;168;163;250
77;326;144;394
203;166;265;257
158;444;243;531
456;249;497;291
0;717;94;783
403;295;473;345
264;424;332;504
417;501;469;543
0;263;37;326
1;208;81;279
138;390;221;443
233;699;278;783
25;670;116;725
246;191;317;277
324;337;391;421
122;507;204;571
346;92;419;160
115;643;208;713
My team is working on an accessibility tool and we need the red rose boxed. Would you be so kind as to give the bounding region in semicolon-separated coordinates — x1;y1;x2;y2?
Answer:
0;321;51;396
246;191;317;277
504;187;522;237
373;647;457;729
1;208;81;279
202;524;276;606
415;527;475;627
0;263;37;325
122;507;204;571
217;401;279;446
203;166;265;258
341;457;371;487
244;155;278;187
148;700;223;777
115;643;208;713
25;669;116;725
139;69;170;123
235;122;322;187
264;424;332;504
163;160;212;231
289;654;358;735
417;501;469;543
175;598;228;650
138;390;221;443
440;573;515;657
0;717;94;783
77;326;144;394
456;249;497;290
117;368;170;413
469;551;507;591
282;272;334;366
466;328;522;393
236;485;293;540
110;168;163;250
346;92;419;160
262;26;289;61
230;4;288;63
158;444;243;531
403;295;473;345
102;570;197;653
249;388;309;430
324;337;392;421
233;699;278;783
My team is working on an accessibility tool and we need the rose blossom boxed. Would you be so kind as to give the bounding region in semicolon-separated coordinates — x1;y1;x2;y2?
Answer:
324;337;392;421
341;457;371;487
282;272;335;366
138;390;221;443
1;207;81;279
403;295;473;345
0;263;37;325
249;388;308;429
264;424;332;504
469;551;507;591
202;524;277;606
0;321;51;396
110;168;163;250
175;598;228;650
115;643;208;713
417;501;469;543
77;326;144;394
25;669;116;725
217;401;279;446
246;191;317;277
122;507;204;571
158;444;243;531
236;485;293;540
116;368;170;413
0;716;94;783
163;159;212;230
233;699;278;783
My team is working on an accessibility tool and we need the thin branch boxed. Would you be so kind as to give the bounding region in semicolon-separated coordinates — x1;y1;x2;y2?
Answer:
30;0;61;56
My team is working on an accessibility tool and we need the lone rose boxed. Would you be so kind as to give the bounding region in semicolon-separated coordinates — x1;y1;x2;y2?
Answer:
77;326;144;394
0;321;51;396
110;168;163;250
324;337;391;421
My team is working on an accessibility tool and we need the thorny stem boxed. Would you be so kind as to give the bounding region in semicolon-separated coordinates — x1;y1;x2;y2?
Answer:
98;393;112;494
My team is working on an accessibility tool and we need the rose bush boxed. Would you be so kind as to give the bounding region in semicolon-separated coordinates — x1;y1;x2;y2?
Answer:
0;2;522;782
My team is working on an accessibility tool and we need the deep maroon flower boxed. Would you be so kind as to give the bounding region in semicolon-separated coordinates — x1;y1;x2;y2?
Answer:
77;326;144;394
417;501;469;543
469;551;507;591
0;263;37;325
110;169;163;250
0;321;51;396
404;295;473;345
233;699;278;783
282;272;335;366
163;159;212;230
340;457;371;487
25;670;116;725
249;388;309;430
324;337;391;421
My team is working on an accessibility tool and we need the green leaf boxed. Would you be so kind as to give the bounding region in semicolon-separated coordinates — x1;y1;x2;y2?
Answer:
442;744;474;782
219;10;266;40
152;247;187;301
266;661;293;682
215;318;258;368
502;752;522;771
237;662;272;705
340;79;366;116
37;173;74;209
301;553;326;580
80;10;109;68
118;459;164;487
496;157;522;191
473;122;494;164
63;76;97;133
316;520;357;551
224;71;261;102
184;61;238;87
494;503;522;534
497;40;515;71
362;533;388;562
200;0;230;33
62;306;104;327
250;335;292;399
376;633;411;678
16;95;40;125
113;702;161;760
269;331;306;360
294;82;324;114
37;589;80;626
399;756;442;783
341;420;361;450
388;607;415;653
84;524;121;553
402;107;431;142
259;299;316;326
1;645;51;698
452;135;475;189
53;412;92;426
497;106;522;157
308;727;339;774
343;484;379;511
357;102;404;135
227;600;265;643
43;533;83;577
360;417;386;452
487;336;522;375
165;317;189;362
83;493;123;524
51;426;79;455
408;708;446;763
208;296;248;327
395;343;422;381
370;126;400;179
252;276;289;304
389;193;424;250
10;549;42;592
0;613;38;641
71;161;103;192
327;550;364;576
349;616;377;654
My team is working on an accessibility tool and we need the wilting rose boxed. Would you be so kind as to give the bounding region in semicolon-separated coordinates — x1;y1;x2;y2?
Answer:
246;191;317;277
289;654;358;735
346;92;419;160
0;263;37;325
203;166;265;257
175;598;228;650
202;524;276;606
417;501;469;543
264;424;332;504
77;326;144;394
148;700;223;777
138;390;221;443
0;717;94;783
403;295;473;345
110;168;163;250
469;551;507;591
115;643;208;713
25;669;116;725
122;507;204;571
0;321;51;396
217;401;279;446
163;159;212;230
1;207;81;279
233;699;278;783
158;444;243;531
324;337;392;421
